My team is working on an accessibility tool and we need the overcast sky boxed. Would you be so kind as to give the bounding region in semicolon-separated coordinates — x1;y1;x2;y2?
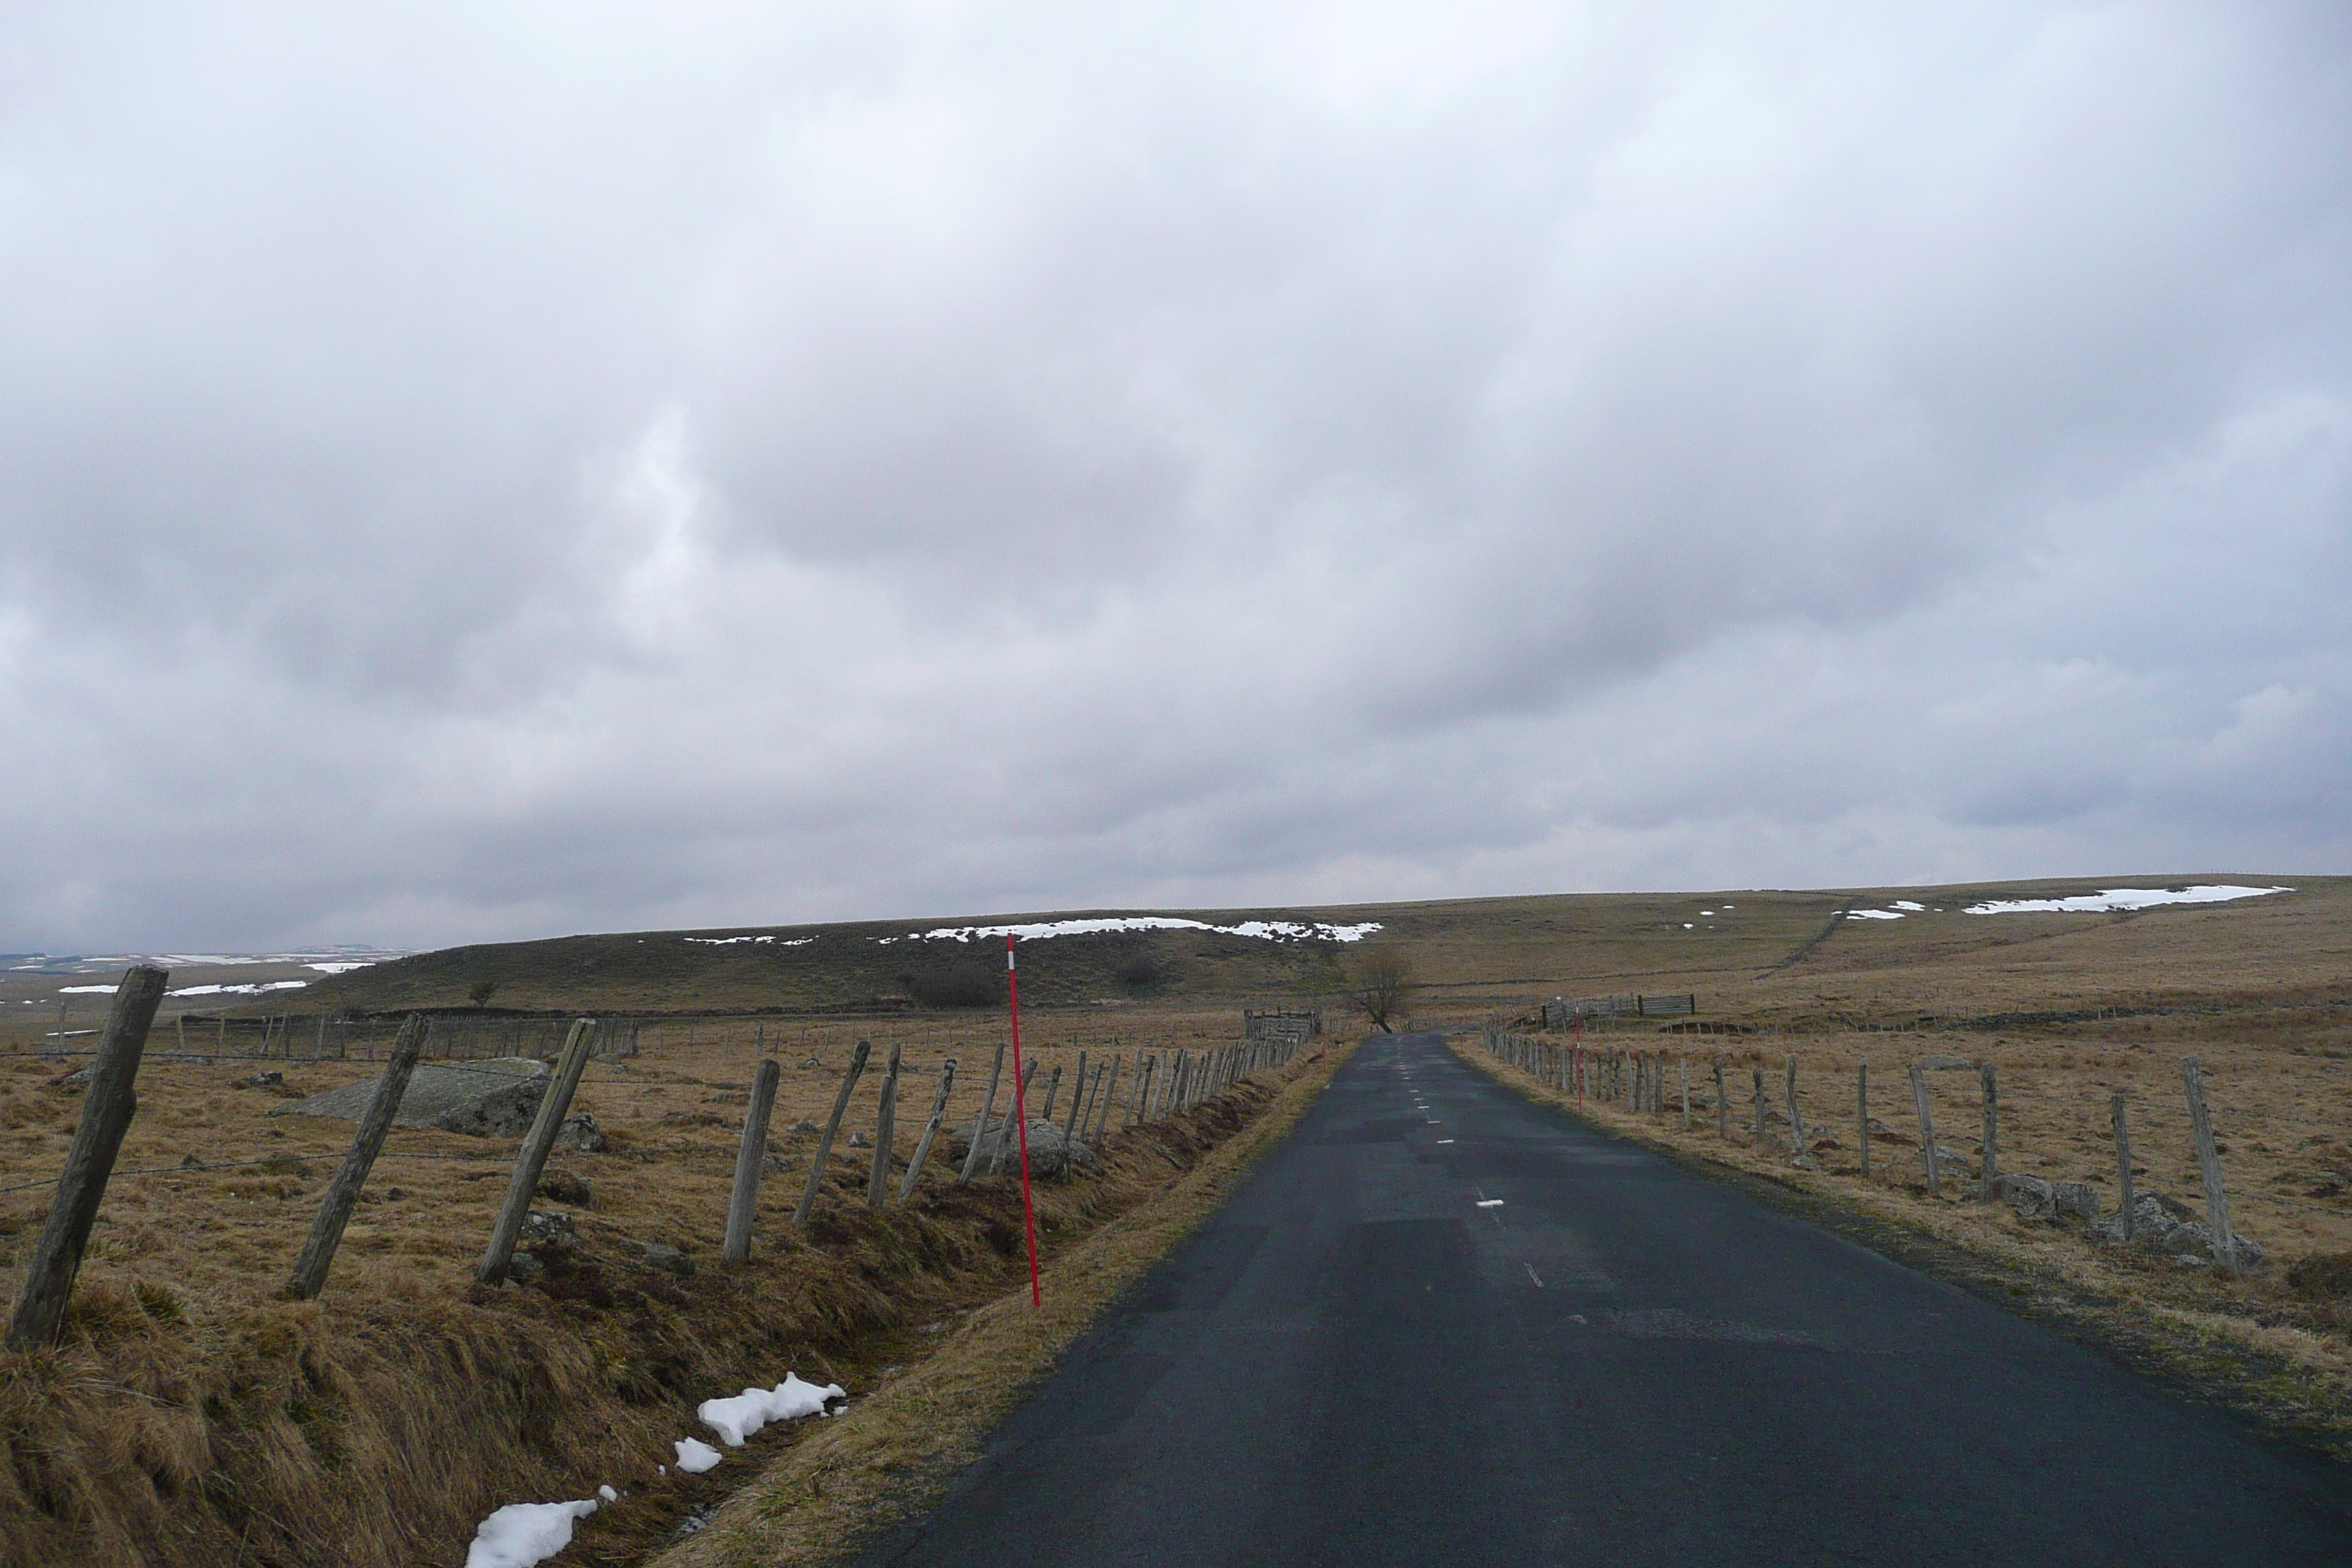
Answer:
2;2;2347;952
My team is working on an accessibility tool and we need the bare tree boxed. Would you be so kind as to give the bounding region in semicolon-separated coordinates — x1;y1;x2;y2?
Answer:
467;979;500;1009
1346;946;1418;1033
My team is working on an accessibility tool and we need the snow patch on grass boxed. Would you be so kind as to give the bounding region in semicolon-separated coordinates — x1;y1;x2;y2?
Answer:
464;1498;600;1568
1964;885;2290;915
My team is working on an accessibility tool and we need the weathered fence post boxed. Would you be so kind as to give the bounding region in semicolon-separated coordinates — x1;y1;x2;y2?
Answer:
1978;1061;1999;1202
1714;1059;1727;1139
795;1040;872;1223
992;1061;1039;1175
1037;1065;1064;1125
720;1057;783;1262
897;1058;957;1203
2110;1091;2135;1240
1909;1063;1940;1196
1784;1057;1806;1150
478;1018;596;1285
1063;1051;1088;1139
1089;1056;1120;1142
1132;1055;1158;1125
1680;1059;1692;1129
2180;1058;2241;1270
285;1014;428;1299
960;1043;1006;1183
1858;1063;1871;1179
867;1043;902;1209
7;966;167;1349
1752;1068;1765;1142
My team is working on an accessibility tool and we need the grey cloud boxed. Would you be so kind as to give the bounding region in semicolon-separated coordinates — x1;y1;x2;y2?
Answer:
1;2;2348;951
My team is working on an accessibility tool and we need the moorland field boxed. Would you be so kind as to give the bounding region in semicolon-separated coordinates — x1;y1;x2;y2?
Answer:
0;873;2345;1565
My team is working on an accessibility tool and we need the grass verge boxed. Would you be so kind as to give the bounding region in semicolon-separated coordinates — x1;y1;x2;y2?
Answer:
650;1038;1357;1568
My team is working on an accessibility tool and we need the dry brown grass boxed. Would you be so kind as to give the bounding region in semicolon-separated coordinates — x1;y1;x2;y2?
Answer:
0;1008;1310;1567
649;1037;1356;1568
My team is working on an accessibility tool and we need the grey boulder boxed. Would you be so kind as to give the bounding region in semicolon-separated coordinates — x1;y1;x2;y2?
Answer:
953;1118;1098;1177
2089;1192;2265;1267
271;1057;551;1137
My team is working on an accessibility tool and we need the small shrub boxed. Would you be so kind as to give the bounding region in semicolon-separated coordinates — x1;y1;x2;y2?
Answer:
2286;1251;2352;1300
902;963;1006;1009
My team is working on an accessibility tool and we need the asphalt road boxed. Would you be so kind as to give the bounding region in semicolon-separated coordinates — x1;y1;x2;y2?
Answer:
855;1033;2352;1566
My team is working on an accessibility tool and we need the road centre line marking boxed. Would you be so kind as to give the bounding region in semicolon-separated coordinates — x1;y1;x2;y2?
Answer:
1525;1264;1543;1289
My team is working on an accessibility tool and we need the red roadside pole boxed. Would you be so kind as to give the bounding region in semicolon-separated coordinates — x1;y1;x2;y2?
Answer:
1007;934;1041;1307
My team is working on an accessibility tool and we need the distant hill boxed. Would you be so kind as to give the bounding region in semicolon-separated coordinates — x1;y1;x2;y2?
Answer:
288;875;2340;1023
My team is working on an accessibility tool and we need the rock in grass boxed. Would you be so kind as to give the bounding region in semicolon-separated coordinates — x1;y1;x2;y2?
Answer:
523;1210;579;1251
951;1119;1097;1177
271;1057;551;1137
641;1242;695;1277
553;1112;606;1152
2089;1192;2265;1267
537;1169;592;1206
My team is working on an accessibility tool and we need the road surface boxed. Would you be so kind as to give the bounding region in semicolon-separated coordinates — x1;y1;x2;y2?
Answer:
854;1032;2352;1565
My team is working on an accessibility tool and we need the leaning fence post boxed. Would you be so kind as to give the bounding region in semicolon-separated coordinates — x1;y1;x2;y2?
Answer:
867;1043;902;1210
960;1043;1006;1183
1978;1061;1999;1202
2180;1058;2241;1270
1132;1055;1158;1125
721;1058;783;1262
1063;1050;1088;1139
1909;1063;1940;1196
1858;1063;1871;1180
991;1060;1039;1175
7;965;167;1349
897;1058;957;1203
286;1014;428;1299
2110;1091;2135;1241
795;1040;872;1223
478;1018;596;1285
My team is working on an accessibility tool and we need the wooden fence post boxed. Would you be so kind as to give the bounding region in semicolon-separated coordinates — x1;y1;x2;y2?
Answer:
991;1061;1039;1175
1063;1051;1088;1139
7;966;167;1349
1090;1055;1122;1142
960;1043;1006;1184
897;1058;957;1203
1909;1063;1940;1196
795;1041;871;1223
285;1014;428;1299
1858;1063;1871;1180
868;1043;902;1209
1752;1068;1765;1142
1680;1059;1691;1129
1037;1065;1063;1124
1978;1061;1999;1202
477;1018;596;1285
1785;1057;1806;1150
721;1058;783;1262
1132;1055;1157;1125
1714;1060;1727;1139
2110;1091;2135;1240
2180;1058;2241;1270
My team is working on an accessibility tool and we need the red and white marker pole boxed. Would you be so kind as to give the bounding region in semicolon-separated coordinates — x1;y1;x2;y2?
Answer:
1006;934;1041;1307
